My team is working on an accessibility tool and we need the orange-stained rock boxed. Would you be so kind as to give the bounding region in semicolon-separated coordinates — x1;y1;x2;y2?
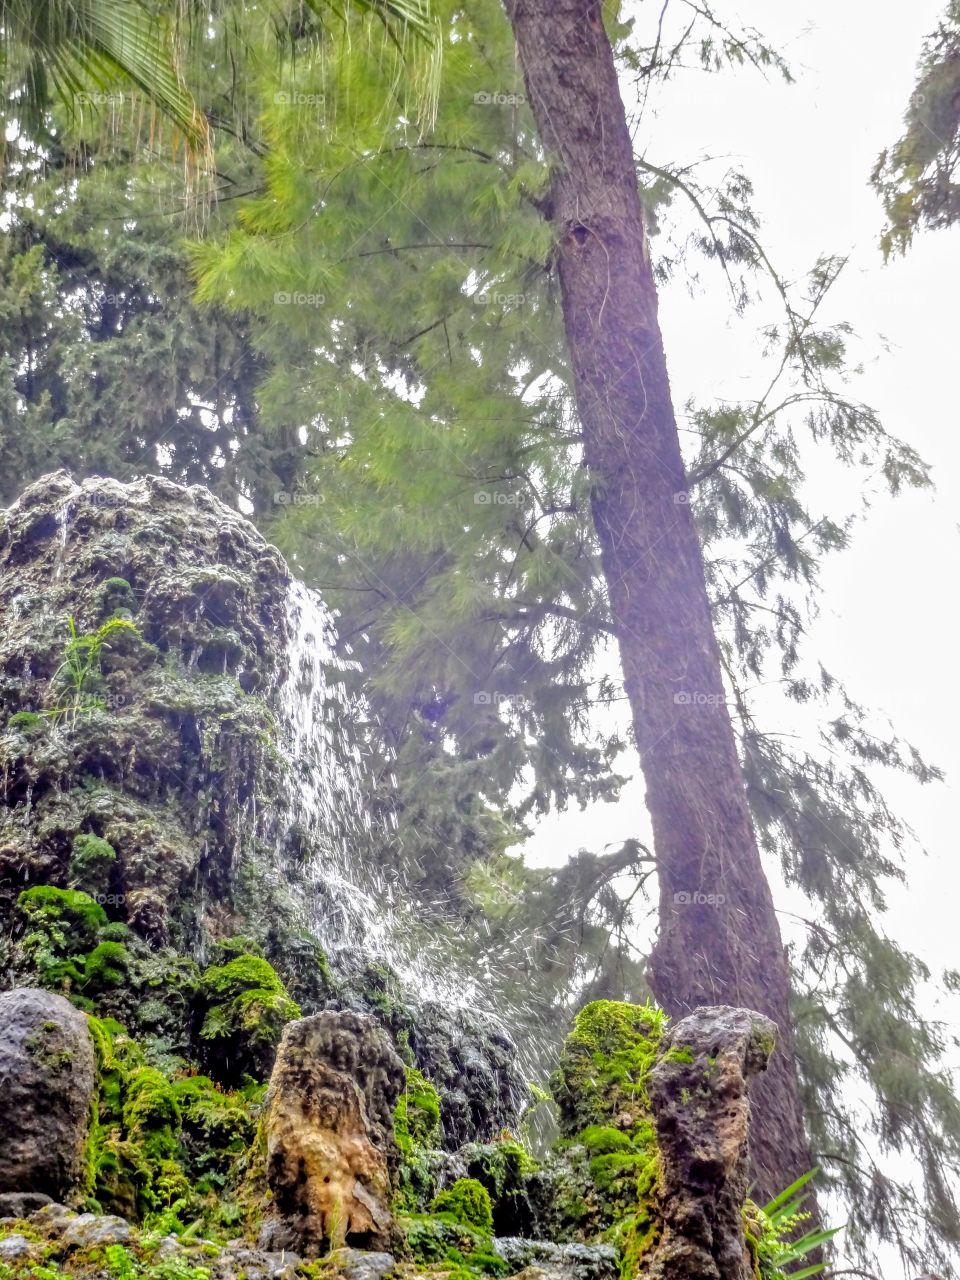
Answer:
261;1010;405;1256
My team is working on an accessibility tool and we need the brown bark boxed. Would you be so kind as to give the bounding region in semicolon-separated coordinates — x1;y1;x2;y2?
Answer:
502;0;813;1202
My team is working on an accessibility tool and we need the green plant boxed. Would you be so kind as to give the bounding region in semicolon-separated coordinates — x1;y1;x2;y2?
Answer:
550;1000;665;1140
47;615;139;725
6;709;45;732
198;950;300;1083
746;1171;840;1280
395;1066;442;1154
17;886;109;992
69;833;118;894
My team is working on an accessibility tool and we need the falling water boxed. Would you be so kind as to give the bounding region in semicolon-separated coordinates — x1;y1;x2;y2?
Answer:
276;581;482;1010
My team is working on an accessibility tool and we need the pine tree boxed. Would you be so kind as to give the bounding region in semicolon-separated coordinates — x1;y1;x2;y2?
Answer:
873;1;960;253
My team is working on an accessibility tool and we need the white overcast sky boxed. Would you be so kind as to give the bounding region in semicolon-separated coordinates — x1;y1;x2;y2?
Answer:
520;0;960;1228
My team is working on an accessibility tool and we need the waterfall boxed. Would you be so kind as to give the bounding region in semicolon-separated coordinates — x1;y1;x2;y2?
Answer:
276;581;480;1010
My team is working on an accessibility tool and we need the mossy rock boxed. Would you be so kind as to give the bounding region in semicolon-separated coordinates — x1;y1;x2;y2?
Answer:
431;1179;494;1234
400;1213;509;1276
198;947;301;1085
396;1067;442;1153
550;1000;664;1139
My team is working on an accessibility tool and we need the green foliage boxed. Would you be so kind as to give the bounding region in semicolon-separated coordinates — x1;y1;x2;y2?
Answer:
69;833;118;895
874;2;960;254
400;1214;508;1276
17;886;110;995
745;1172;840;1280
198;950;300;1083
86;1014;258;1225
396;1066;442;1153
6;710;45;732
47;615;140;725
394;1067;443;1212
431;1179;494;1235
577;1126;633;1156
462;1138;537;1210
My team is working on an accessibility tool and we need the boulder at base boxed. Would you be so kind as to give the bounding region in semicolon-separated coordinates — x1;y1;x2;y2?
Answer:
0;988;96;1204
261;1010;405;1256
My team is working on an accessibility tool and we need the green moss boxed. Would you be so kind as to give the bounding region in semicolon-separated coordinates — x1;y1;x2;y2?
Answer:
577;1126;634;1155
550;1000;665;1139
69;833;118;895
396;1066;442;1153
198;950;301;1084
172;1075;256;1185
462;1138;537;1202
6;710;45;732
393;1067;443;1213
399;1213;508;1276
662;1044;694;1065
431;1179;494;1234
16;886;110;993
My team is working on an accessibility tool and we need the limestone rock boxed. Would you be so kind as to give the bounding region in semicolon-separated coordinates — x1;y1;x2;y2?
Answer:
0;1235;35;1262
638;1005;777;1280
339;966;527;1149
0;1192;53;1218
0;988;96;1204
262;1010;406;1256
61;1212;133;1248
327;1246;397;1280
0;470;291;951
493;1238;619;1280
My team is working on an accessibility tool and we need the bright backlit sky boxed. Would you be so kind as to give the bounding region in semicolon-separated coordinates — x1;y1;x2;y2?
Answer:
521;5;959;1267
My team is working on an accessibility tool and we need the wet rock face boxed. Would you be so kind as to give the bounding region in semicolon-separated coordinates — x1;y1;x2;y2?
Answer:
410;1003;527;1149
262;1010;406;1256
340;968;527;1150
639;1005;777;1280
0;988;96;1204
0;470;292;949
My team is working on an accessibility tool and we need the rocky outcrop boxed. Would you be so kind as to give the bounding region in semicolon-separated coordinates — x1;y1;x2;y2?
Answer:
638;1005;777;1280
0;470;294;952
0;988;96;1204
262;1010;406;1256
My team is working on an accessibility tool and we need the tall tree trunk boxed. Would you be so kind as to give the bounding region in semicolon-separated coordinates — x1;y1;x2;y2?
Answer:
503;0;813;1202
